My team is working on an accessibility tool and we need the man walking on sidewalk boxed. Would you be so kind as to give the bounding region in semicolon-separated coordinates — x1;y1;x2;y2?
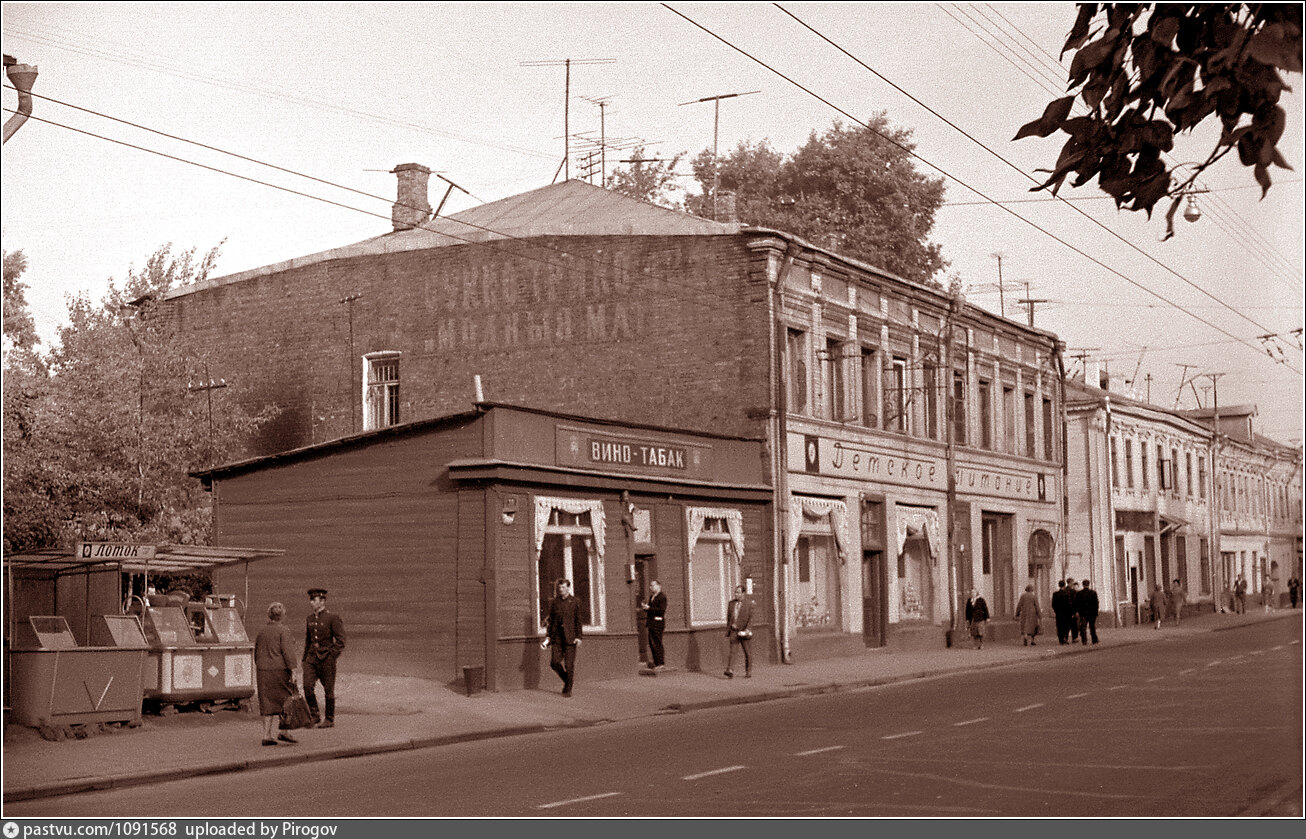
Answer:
1169;579;1187;626
725;585;752;678
1235;575;1248;614
1077;579;1100;644
303;588;345;728
544;579;583;696
1052;579;1072;645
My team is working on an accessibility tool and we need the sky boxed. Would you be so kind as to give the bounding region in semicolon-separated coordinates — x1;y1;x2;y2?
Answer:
3;2;1303;443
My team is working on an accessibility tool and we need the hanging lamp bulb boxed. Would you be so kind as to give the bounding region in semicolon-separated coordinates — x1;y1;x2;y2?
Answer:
1182;193;1202;223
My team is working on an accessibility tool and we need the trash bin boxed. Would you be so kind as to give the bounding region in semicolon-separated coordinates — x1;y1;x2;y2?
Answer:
8;615;147;738
463;666;484;696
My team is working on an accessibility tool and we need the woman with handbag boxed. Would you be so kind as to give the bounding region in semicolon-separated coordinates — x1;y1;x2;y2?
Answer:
254;601;299;746
725;585;753;679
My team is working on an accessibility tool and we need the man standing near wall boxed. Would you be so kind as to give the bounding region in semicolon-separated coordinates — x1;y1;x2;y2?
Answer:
1052;579;1072;644
642;580;667;670
1077;580;1100;645
303;588;345;728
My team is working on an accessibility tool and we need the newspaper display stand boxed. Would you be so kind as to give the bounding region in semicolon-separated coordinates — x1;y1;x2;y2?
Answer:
8;614;148;740
132;593;256;713
4;543;285;725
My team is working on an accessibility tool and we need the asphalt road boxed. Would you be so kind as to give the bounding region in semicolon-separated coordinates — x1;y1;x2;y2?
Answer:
9;618;1301;817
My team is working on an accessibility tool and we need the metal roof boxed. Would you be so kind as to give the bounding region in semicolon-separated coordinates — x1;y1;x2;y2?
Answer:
165;181;741;300
4;544;286;577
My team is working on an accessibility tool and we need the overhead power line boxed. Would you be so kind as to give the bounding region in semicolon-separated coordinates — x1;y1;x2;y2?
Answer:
717;2;1302;376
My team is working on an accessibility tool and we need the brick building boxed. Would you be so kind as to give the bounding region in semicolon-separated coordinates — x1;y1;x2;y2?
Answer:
167;173;1065;667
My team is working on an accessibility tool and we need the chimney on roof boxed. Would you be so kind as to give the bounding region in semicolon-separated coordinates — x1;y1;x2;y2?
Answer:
717;190;738;224
391;163;432;232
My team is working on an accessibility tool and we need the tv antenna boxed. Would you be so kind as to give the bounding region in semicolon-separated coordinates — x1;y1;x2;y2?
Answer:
679;90;760;220
522;58;616;182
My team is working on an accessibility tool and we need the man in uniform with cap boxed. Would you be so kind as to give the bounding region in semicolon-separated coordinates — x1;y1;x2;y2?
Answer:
303;588;345;727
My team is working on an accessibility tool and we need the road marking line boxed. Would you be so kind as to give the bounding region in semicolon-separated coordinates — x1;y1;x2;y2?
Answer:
1205;660;1222;667
537;792;623;810
1109;685;1129;690
1014;703;1044;713
882;731;924;740
1290;640;1300;646
1146;676;1164;682
682;765;746;781
1272;645;1284;651
1250;650;1264;655
794;745;845;756
1178;668;1196;675
1066;692;1089;699
953;717;989;727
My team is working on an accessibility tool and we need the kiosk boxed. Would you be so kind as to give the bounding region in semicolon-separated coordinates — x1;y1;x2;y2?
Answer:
4;543;285;721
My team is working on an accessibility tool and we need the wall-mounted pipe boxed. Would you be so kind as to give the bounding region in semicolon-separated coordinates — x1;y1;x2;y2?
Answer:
3;55;39;145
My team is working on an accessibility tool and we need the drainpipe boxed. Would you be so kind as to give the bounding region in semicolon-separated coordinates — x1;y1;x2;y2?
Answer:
2;56;38;145
768;240;802;663
1054;341;1070;584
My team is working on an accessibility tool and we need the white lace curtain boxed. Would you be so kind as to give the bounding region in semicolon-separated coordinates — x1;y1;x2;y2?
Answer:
787;496;849;564
895;506;941;564
533;496;607;559
685;507;745;560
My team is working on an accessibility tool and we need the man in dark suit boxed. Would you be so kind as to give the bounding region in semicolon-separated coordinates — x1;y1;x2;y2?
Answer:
1066;579;1082;643
303;587;345;728
725;585;753;679
544;579;583;696
1077;579;1100;645
1051;579;1073;644
642;580;667;670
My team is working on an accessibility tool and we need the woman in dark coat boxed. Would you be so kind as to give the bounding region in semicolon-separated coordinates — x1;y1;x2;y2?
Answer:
1148;584;1167;630
1015;584;1041;646
964;589;989;650
255;601;299;746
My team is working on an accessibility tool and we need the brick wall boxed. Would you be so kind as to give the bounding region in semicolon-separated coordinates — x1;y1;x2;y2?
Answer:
167;235;774;457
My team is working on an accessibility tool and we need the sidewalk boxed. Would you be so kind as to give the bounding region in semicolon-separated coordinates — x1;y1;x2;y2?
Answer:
4;607;1300;803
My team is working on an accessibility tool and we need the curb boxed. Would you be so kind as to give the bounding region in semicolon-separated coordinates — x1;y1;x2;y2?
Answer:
5;613;1297;803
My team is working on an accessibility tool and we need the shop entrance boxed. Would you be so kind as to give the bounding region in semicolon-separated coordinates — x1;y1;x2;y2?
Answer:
634;555;656;665
860;498;888;647
982;512;1014;617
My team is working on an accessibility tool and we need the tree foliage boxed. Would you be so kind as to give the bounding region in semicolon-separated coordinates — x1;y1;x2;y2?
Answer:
604;144;686;208
1016;3;1302;239
684;117;948;286
2;244;276;554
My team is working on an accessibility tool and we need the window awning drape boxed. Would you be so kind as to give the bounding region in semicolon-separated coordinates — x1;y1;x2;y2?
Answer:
787;495;849;564
534;496;607;559
686;507;745;561
895;506;941;565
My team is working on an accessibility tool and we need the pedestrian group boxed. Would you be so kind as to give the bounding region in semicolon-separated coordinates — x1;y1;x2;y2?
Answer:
253;587;346;747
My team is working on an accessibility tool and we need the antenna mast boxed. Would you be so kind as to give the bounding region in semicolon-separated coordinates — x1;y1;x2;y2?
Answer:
679;90;760;220
522;58;616;182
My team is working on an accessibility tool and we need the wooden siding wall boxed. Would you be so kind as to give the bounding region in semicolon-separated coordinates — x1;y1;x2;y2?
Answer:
212;424;480;680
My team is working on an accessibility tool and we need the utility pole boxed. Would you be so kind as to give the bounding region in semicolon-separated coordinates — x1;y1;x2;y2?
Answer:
188;365;228;467
679;90;760;220
1205;372;1226;605
340;293;362;433
1017;280;1048;328
522;58;616;181
990;252;1006;319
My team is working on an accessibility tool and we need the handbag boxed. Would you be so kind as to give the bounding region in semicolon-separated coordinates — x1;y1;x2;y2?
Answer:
280;694;315;730
736;629;753;640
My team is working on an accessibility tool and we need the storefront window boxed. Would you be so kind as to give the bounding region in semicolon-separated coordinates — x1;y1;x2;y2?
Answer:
535;497;606;631
787;496;849;632
686;507;745;626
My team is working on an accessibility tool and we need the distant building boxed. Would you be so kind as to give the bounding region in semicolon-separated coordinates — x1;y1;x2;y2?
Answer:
167;175;1064;672
1178;405;1303;605
1065;379;1217;625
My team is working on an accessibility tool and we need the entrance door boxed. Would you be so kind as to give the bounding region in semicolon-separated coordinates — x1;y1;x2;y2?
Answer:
859;498;887;647
634;556;656;665
983;512;1015;616
861;550;886;647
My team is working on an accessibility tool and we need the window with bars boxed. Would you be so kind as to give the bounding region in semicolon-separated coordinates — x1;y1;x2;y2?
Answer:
884;357;909;433
363;353;400;431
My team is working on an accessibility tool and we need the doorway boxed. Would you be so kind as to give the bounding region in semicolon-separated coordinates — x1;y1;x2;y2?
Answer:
634;555;656;665
860;498;887;647
982;512;1014;616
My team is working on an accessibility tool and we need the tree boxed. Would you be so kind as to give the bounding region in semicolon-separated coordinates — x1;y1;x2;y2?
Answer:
685;117;949;286
1016;3;1303;239
605;144;686;208
2;244;276;554
3;248;40;356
